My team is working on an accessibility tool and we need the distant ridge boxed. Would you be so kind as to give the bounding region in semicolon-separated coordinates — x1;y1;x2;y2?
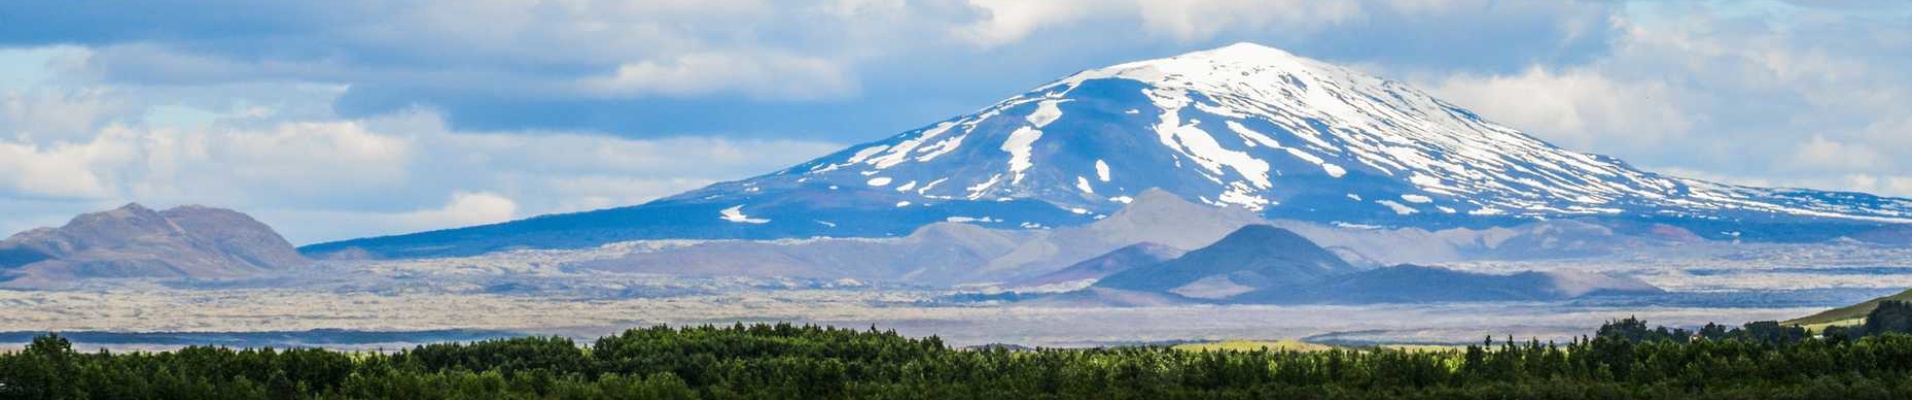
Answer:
1018;242;1184;287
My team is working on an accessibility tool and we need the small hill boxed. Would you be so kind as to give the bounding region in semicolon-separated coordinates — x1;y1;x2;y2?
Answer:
0;203;309;285
1064;223;1665;306
1787;288;1912;327
1016;242;1184;287
1094;225;1356;298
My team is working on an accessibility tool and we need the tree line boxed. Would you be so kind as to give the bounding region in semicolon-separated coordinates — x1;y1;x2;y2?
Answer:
8;303;1912;399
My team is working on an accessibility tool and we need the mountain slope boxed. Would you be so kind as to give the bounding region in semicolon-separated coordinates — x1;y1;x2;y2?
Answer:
0;204;310;284
1787;288;1912;328
305;42;1912;259
1094;225;1357;298
1016;242;1185;287
567;191;1262;286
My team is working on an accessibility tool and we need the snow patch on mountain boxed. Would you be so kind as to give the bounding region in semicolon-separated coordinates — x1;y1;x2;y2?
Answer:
1377;200;1418;215
1002;127;1043;184
1028;99;1069;128
719;206;769;224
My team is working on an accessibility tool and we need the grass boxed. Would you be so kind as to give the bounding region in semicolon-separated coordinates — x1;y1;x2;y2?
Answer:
1172;340;1468;353
1796;318;1866;334
1377;344;1466;352
1173;339;1334;353
1786;288;1912;327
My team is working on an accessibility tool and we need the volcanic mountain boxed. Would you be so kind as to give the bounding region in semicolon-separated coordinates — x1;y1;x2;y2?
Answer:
305;43;1912;259
0;204;310;284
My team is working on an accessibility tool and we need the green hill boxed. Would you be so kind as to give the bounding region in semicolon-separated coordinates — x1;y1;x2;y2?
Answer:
1787;288;1912;328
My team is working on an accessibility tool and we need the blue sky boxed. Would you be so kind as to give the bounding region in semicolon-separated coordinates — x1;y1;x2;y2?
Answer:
1;0;1909;243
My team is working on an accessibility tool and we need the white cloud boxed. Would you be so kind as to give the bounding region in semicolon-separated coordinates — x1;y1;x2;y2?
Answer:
1787;135;1886;172
1130;0;1363;43
1645;167;1912;199
1862;116;1912;147
0;136;126;199
579;52;857;100
1415;4;1912;200
953;0;1097;47
0;120;415;205
1841;175;1912;198
2;88;128;143
954;0;1364;47
396;191;518;230
211;121;412;187
1429;65;1690;153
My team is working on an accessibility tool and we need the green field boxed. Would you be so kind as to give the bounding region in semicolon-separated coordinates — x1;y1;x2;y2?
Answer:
1786;288;1912;327
1172;339;1463;353
1171;339;1334;352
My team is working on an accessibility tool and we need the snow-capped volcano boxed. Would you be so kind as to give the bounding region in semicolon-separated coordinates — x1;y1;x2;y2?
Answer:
304;43;1912;259
721;42;1912;223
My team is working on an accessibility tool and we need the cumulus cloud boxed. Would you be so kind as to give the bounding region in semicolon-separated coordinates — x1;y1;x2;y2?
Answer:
2;89;128;143
1420;2;1912;198
579;52;856;100
0;119;414;206
1430;65;1691;153
0;137;125;199
1843;175;1912;198
211;121;412;187
397;191;518;230
947;0;1358;46
1788;135;1887;172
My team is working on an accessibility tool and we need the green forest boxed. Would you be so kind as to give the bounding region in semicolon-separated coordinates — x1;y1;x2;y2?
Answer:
11;303;1912;399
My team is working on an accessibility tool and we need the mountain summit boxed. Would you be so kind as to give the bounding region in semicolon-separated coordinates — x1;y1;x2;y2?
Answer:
305;43;1912;259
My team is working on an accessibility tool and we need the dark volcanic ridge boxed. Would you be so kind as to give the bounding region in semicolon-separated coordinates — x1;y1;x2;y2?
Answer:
1065;224;1662;305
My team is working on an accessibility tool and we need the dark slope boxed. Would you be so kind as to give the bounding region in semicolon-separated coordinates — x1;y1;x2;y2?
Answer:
1094;225;1356;293
1017;242;1185;287
300;186;1089;259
